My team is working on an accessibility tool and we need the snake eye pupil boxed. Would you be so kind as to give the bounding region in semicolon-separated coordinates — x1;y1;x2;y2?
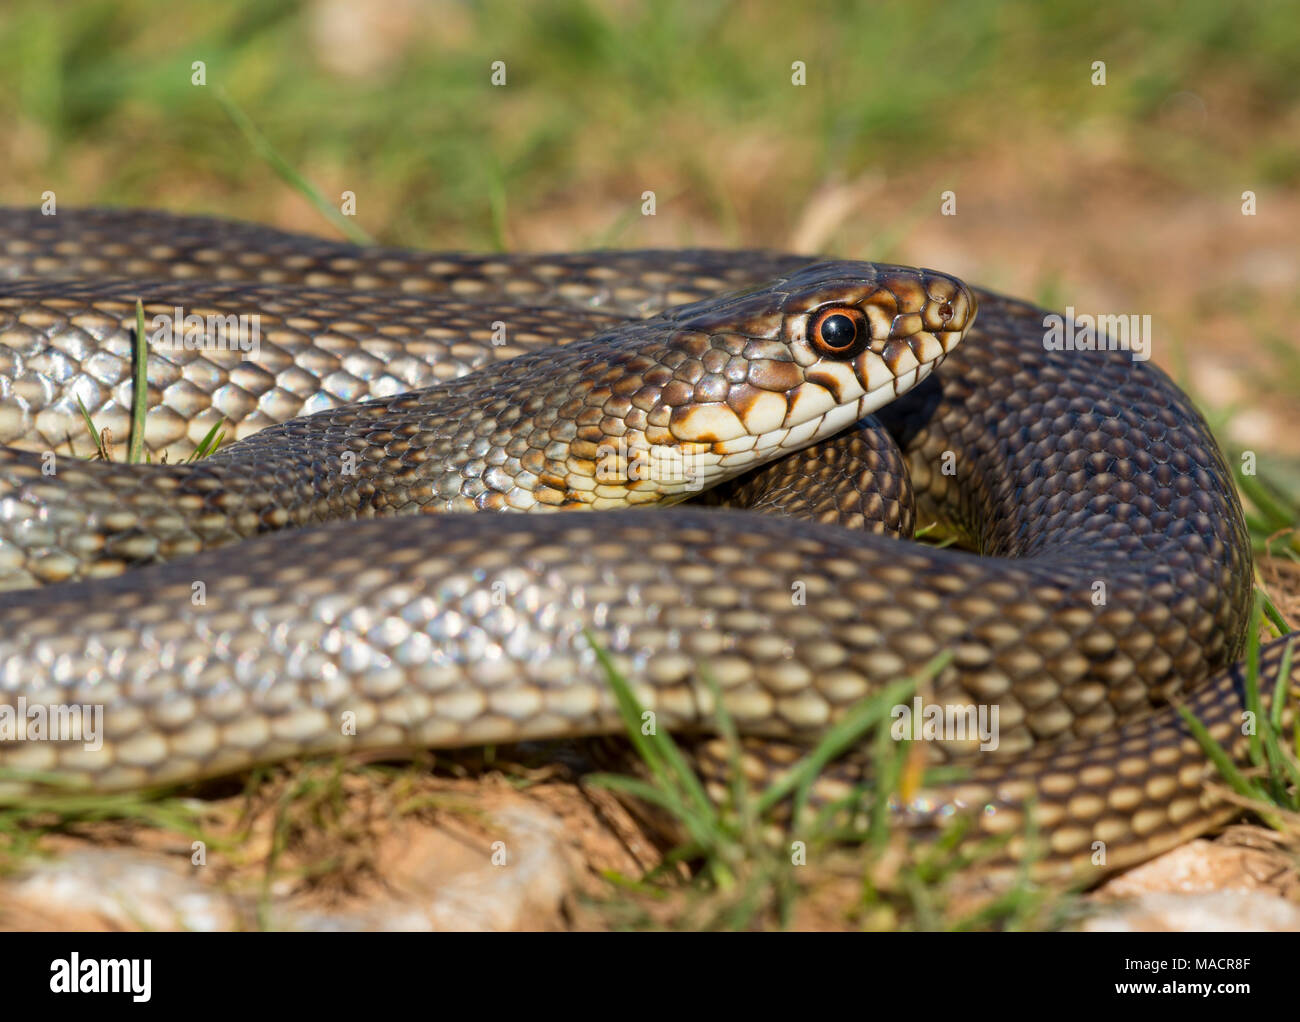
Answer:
819;314;856;349
808;306;869;358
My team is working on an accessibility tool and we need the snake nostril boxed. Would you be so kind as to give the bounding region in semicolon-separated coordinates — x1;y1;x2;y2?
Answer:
939;301;955;323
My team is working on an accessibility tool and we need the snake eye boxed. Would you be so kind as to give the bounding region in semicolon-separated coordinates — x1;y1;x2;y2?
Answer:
808;306;870;359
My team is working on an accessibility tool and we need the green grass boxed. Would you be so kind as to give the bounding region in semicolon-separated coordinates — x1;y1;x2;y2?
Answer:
74;299;227;463
1208;425;1300;564
2;0;1297;250
581;581;1299;930
213;86;374;246
0;777;213;878
1181;592;1300;835
584;636;1073;931
1166;305;1300;561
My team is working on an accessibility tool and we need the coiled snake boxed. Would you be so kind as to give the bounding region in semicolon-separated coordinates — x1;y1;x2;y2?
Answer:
0;208;1291;883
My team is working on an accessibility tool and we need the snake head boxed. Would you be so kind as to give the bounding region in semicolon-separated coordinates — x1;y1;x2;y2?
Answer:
596;261;976;494
544;260;975;507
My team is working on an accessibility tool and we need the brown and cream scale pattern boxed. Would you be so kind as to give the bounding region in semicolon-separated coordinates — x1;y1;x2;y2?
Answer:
0;278;630;459
0;257;969;589
0;207;810;312
0;207;1291;886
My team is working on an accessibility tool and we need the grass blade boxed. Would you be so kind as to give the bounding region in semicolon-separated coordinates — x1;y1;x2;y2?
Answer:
128;299;149;464
214;87;374;246
187;420;228;462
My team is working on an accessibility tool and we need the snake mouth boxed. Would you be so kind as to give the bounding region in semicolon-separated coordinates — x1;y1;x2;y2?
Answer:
742;354;945;459
645;341;953;498
583;357;948;505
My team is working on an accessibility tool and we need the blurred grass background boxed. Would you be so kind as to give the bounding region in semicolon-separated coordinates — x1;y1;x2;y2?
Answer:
3;0;1297;247
2;0;1298;541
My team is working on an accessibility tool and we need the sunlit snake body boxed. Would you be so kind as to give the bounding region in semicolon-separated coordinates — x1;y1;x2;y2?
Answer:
0;208;1290;883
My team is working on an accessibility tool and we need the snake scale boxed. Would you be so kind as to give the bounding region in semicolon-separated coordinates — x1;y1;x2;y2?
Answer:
0;207;1292;883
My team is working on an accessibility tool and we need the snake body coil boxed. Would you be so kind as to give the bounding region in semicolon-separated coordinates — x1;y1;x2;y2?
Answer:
0;208;1290;882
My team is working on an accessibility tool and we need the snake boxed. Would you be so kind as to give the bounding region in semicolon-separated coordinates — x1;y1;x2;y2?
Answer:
0;207;1292;885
